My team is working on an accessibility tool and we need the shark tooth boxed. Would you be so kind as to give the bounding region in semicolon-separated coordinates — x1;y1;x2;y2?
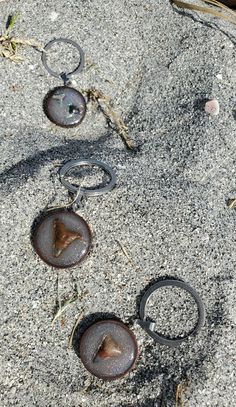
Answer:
53;218;82;257
93;335;122;363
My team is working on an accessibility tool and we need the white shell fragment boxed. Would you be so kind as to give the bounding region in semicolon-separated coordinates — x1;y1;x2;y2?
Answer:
49;11;59;21
205;99;220;116
216;73;222;80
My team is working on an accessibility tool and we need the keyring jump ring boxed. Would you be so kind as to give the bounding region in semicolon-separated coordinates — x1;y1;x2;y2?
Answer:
42;38;85;79
137;279;205;347
59;159;117;196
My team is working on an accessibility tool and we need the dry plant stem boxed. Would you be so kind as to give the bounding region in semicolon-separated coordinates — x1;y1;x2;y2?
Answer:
57;273;62;311
85;88;135;149
68;310;84;349
52;294;79;326
172;0;236;25
175;380;190;407
11;37;45;50
0;14;44;61
116;239;137;269
204;0;236;16
227;198;236;208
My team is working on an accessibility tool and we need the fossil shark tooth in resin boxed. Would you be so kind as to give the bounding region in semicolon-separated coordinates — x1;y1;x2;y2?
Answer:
93;335;122;362
79;320;138;380
53;218;83;257
32;210;92;269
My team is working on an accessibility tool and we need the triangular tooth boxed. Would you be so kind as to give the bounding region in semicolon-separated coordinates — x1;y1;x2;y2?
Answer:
93;335;122;363
53;219;82;257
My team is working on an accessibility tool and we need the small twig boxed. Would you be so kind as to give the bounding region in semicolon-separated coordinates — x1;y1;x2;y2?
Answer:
68;310;85;349
175;380;190;407
84;88;135;150
52;294;79;326
227;198;236;209
11;37;45;51
57;273;62;311
172;0;236;25
204;0;236;17
116;240;137;268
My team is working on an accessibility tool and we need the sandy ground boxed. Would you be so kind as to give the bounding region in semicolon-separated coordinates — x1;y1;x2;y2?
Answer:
0;1;236;406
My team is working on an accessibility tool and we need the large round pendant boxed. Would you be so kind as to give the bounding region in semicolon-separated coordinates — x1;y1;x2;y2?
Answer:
32;210;92;268
43;86;86;128
79;320;139;380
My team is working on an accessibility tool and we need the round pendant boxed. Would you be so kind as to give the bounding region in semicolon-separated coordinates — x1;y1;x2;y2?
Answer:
32;209;92;268
79;320;138;380
43;86;86;128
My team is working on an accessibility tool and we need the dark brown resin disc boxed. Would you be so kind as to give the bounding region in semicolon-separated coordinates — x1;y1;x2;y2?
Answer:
43;86;86;128
32;210;91;268
79;320;138;380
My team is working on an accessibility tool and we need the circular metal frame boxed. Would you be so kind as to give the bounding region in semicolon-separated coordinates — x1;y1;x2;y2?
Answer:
43;86;87;128
42;38;85;79
32;209;92;269
59;159;117;196
137;279;205;347
79;320;139;380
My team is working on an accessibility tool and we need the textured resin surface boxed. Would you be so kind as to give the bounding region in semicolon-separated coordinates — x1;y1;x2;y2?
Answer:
32;210;91;268
79;320;138;380
43;86;86;127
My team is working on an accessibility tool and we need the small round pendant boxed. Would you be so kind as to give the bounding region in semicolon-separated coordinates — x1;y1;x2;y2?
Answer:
79;320;138;380
43;86;86;128
32;209;91;268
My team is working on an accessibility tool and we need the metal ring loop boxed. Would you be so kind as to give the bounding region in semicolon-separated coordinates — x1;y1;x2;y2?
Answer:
59;159;117;196
42;38;85;79
137;279;205;347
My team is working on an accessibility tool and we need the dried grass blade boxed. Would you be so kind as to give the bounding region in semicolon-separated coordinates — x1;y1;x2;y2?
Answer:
68;310;84;349
204;0;236;16
51;294;79;326
175;380;190;407
227;198;236;208
172;0;236;25
11;37;44;51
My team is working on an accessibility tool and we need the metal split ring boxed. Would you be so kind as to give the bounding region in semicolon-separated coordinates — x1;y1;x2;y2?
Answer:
42;38;85;80
137;279;205;347
59;159;117;197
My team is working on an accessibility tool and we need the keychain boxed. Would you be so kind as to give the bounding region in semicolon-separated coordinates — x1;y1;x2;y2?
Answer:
41;38;87;128
77;279;205;380
32;159;116;269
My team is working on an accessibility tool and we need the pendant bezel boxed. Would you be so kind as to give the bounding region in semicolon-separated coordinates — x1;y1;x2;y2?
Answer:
79;320;139;380
32;209;92;269
43;86;87;128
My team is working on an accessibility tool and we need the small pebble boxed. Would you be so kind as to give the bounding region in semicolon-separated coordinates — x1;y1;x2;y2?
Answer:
49;11;59;21
205;99;220;116
69;79;78;87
